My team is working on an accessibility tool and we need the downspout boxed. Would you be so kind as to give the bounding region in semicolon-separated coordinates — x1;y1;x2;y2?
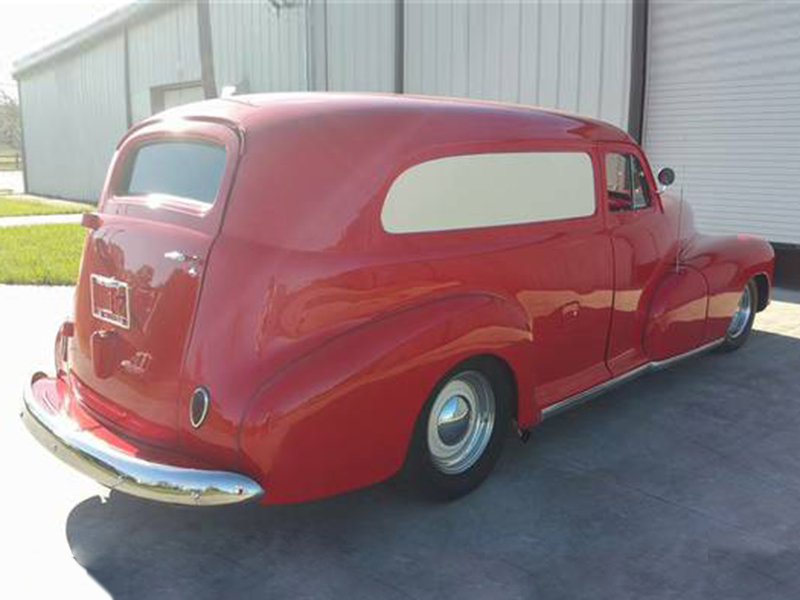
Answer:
123;26;132;127
306;0;329;90
627;0;649;143
197;0;217;99
14;78;28;194
395;0;404;93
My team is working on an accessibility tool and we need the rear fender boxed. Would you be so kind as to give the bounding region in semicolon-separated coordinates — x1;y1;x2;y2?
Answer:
238;293;533;504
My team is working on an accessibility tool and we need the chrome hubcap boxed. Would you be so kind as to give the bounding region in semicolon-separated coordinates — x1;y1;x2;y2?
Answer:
727;285;752;339
427;371;495;475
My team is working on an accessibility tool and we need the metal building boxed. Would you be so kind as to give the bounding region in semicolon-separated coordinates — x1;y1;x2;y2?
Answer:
12;0;800;249
13;0;634;202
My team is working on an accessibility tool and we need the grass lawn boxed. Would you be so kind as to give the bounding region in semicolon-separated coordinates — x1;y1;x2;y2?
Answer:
0;224;85;285
0;195;92;217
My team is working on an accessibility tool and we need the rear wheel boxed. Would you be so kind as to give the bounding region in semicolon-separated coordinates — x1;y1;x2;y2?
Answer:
402;358;512;501
719;279;757;352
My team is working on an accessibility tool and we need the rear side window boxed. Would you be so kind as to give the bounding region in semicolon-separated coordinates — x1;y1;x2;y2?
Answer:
121;141;226;204
381;152;596;234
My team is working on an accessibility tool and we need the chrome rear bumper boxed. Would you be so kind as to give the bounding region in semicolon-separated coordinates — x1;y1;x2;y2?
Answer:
21;376;264;506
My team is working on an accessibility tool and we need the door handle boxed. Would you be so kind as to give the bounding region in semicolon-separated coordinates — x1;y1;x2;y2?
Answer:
164;251;203;264
164;251;204;277
561;301;580;321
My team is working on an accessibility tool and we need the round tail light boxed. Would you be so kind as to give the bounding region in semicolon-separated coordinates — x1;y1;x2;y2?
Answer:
190;386;210;429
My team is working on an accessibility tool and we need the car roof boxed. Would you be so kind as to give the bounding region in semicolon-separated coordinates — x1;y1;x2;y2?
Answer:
151;92;633;145
139;93;634;250
240;93;631;143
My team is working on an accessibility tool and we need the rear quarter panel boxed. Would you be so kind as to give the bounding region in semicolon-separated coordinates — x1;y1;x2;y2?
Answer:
237;294;533;504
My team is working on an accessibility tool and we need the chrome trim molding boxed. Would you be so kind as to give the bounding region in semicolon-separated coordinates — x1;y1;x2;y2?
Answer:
650;339;725;371
542;339;725;420
541;363;650;420
21;379;264;506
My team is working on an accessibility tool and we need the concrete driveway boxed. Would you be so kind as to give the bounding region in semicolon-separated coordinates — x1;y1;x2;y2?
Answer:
2;284;800;600
0;213;83;227
0;170;24;193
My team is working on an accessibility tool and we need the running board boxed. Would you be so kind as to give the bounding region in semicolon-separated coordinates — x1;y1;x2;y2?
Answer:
540;339;725;420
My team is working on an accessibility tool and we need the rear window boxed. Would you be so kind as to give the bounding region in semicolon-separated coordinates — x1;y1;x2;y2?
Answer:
121;141;226;204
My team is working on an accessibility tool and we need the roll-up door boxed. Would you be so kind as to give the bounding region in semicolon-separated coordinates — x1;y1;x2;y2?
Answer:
643;1;800;244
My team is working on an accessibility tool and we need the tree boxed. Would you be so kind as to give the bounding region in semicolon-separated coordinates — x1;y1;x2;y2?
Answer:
0;90;21;152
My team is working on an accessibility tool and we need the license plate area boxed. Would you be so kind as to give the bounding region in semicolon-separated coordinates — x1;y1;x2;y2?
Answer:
90;274;130;329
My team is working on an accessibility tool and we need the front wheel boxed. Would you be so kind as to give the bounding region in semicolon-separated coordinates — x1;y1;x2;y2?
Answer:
719;279;758;352
402;358;512;501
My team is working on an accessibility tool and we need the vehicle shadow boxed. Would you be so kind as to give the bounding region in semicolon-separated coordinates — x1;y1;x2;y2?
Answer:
66;328;800;600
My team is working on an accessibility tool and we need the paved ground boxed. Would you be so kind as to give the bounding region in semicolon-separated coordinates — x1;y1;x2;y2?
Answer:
0;213;83;227
2;284;799;600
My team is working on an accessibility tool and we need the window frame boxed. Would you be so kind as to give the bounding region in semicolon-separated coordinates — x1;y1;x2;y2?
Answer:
101;120;241;234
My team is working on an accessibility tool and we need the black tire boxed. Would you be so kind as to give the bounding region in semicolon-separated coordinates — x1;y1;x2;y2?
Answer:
718;279;758;352
401;357;513;501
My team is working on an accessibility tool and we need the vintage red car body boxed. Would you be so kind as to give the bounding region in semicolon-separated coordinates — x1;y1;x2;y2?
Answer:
22;94;774;505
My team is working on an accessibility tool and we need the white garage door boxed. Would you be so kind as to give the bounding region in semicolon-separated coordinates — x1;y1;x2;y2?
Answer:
643;1;800;244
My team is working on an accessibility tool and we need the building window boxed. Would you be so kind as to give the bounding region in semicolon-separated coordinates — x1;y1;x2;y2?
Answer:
150;81;205;115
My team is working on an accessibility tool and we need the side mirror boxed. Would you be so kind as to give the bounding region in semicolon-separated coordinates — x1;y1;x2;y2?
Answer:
657;167;675;189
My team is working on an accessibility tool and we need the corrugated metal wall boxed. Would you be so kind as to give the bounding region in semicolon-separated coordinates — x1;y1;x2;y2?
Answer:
16;0;637;201
128;0;202;123
405;0;633;131
643;0;800;244
210;0;308;94
19;34;128;200
322;0;396;92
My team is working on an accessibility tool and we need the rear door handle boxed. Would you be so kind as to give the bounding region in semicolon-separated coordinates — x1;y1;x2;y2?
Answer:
164;251;203;264
561;301;580;321
164;251;204;277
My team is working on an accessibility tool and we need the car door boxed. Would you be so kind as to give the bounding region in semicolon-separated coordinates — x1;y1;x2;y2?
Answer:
602;145;675;375
511;147;615;408
70;120;241;447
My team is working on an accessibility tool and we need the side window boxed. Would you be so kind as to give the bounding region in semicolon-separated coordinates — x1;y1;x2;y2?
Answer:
605;153;652;212
381;151;596;234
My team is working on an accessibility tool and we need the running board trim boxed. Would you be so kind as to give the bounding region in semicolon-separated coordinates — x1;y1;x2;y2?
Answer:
540;339;725;420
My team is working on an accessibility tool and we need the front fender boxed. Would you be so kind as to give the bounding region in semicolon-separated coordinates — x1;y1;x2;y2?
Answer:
644;266;709;361
238;293;532;504
683;234;774;341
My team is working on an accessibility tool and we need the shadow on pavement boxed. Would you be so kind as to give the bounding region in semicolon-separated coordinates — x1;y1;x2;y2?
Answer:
66;329;800;600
